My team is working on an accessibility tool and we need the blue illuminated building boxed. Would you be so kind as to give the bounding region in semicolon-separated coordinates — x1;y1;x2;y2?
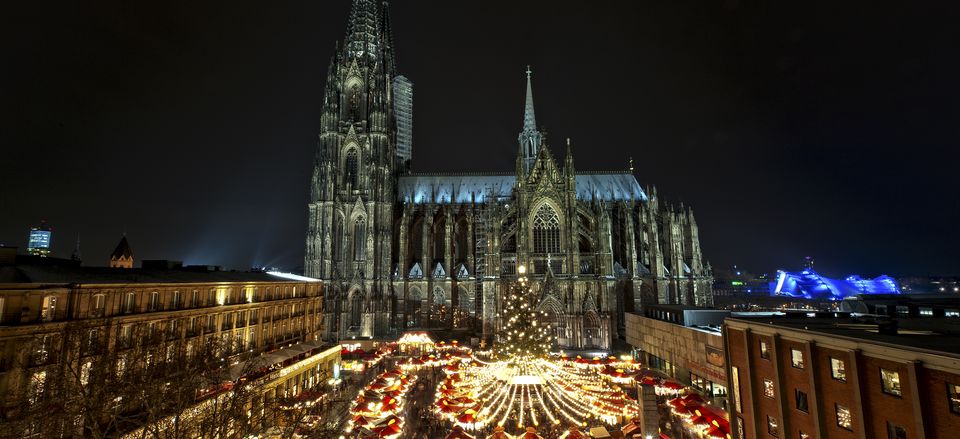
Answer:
27;221;52;258
771;269;900;300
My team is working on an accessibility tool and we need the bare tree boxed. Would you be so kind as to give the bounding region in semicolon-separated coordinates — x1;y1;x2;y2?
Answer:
1;320;334;439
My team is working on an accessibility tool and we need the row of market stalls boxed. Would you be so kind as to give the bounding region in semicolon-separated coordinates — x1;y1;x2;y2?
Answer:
344;366;417;438
342;332;731;439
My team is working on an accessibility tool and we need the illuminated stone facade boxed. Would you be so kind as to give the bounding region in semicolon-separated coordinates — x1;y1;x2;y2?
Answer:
0;265;327;435
305;0;713;349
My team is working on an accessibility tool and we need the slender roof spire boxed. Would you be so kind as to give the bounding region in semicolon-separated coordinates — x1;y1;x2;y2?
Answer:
518;66;543;175
344;0;382;58
522;65;537;132
381;1;397;69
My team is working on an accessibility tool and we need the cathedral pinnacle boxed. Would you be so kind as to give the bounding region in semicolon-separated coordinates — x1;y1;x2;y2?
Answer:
344;0;385;59
523;65;537;132
518;66;543;175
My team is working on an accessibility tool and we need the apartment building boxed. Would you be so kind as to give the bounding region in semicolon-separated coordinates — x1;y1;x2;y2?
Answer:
0;260;327;436
725;313;960;439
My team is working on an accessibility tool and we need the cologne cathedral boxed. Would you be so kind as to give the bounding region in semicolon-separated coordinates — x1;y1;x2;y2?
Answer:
305;0;713;350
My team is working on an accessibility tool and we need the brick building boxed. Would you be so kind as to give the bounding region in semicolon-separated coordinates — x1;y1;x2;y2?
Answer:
725;313;960;439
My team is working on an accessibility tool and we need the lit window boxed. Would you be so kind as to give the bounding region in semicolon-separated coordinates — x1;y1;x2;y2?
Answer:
791;349;804;368
732;366;742;413
119;324;133;347
41;296;57;321
831;357;847;382
760;339;770;359
836;404;853;430
946;309;960;317
896;306;909;316
124;293;136;313
881;368;902;397
767;415;779;437
28;371;46;405
795;389;809;412
763;378;775;398
948;383;960;414
34;335;51;364
80;361;92;387
920;307;933;316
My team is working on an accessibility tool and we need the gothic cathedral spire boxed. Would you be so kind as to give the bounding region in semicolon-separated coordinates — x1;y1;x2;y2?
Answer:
307;0;400;296
518;66;543;175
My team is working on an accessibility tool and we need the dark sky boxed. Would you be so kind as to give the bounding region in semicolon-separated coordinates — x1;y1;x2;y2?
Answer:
3;0;959;277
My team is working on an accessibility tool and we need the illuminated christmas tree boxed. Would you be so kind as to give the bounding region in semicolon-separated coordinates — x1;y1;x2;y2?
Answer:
495;265;553;361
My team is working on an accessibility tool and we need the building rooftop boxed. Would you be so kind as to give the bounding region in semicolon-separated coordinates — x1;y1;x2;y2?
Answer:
727;313;960;358
397;172;647;204
644;304;723;312
0;264;315;286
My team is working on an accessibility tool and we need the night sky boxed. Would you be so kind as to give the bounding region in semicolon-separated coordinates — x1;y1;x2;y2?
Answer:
3;0;959;276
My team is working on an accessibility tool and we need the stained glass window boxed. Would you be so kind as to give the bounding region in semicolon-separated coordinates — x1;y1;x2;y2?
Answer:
533;205;560;254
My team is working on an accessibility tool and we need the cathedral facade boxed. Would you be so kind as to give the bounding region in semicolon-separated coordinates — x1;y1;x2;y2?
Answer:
305;0;713;350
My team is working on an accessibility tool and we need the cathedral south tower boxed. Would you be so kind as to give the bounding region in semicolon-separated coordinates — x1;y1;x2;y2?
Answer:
305;0;402;337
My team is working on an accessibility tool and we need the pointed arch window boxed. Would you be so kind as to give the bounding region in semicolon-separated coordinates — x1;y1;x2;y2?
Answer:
345;149;359;188
406;289;422;328
533;205;561;254
354;218;366;261
350;292;362;327
332;216;344;261
348;84;361;118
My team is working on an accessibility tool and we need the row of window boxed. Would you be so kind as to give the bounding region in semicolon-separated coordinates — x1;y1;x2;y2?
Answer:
763;402;854;437
330;217;367;261
115;307;316;344
874;304;960;317
758;365;899;401
736;338;960;438
759;340;847;381
762;412;907;438
87;286;305;316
